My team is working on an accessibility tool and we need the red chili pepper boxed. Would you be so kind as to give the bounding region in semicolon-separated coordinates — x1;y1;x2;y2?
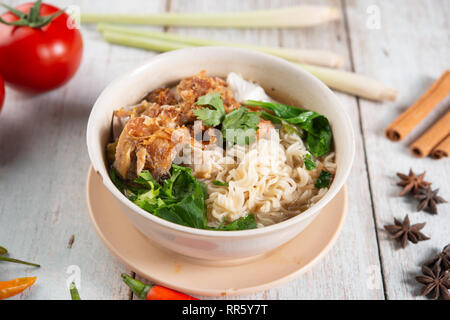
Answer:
121;273;198;300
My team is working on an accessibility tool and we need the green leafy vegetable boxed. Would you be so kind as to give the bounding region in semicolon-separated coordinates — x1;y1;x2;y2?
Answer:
142;165;206;229
216;214;257;231
282;122;302;136
303;154;317;170
245;100;332;157
111;165;256;231
212;180;229;187
193;93;261;146
221;107;260;145
315;170;333;189
193;92;226;127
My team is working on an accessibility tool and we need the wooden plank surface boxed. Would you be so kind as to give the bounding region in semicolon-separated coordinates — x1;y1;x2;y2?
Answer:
0;0;167;300
135;0;383;300
345;0;450;300
0;0;448;300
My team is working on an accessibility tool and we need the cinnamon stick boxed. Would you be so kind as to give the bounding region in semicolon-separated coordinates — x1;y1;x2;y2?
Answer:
410;110;450;158
430;134;450;159
385;70;450;141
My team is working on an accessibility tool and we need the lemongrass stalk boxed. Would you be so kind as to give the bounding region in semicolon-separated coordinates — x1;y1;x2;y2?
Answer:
101;32;397;101
297;64;398;101
102;31;192;52
98;24;344;67
82;6;340;28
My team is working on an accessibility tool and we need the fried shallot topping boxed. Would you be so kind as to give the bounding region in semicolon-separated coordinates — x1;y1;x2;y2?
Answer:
109;71;240;181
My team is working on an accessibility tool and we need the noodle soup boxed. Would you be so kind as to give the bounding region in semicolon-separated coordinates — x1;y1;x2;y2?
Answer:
106;71;335;230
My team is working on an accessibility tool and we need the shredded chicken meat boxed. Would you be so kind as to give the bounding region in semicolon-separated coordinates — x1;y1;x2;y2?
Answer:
109;71;240;181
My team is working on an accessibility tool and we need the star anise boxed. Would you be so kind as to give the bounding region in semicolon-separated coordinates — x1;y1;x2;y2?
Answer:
414;186;447;214
384;215;430;248
396;169;431;196
415;263;450;300
424;244;450;270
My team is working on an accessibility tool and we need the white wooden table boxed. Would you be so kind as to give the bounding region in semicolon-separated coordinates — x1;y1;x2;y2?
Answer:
1;0;449;300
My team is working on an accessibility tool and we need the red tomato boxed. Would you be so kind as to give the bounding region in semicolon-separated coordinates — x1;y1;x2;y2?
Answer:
0;2;83;92
0;73;4;111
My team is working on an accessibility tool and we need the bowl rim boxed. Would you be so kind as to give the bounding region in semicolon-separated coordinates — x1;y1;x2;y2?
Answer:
87;46;355;238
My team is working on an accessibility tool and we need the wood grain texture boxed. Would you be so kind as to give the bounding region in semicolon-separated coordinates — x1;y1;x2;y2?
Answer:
1;0;448;300
345;0;450;300
163;0;383;300
0;0;166;300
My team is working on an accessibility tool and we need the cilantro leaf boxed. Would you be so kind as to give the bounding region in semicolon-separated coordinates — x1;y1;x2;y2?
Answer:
194;94;261;146
193;92;226;127
222;107;260;145
212;180;229;187
315;170;333;189
303;154;317;170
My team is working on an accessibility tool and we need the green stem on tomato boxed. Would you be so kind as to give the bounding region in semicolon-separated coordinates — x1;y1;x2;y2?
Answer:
0;0;64;28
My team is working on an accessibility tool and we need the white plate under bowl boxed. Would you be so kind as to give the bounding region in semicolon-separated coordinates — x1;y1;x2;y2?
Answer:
86;167;347;297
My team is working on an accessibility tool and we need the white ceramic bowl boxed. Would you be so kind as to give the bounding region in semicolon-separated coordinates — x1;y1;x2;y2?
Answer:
87;47;355;262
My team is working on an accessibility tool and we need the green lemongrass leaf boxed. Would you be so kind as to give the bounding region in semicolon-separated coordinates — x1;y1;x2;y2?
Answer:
103;30;191;52
0;246;7;255
70;282;81;300
82;6;340;28
0;255;40;267
98;27;395;101
296;63;398;101
97;24;344;67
